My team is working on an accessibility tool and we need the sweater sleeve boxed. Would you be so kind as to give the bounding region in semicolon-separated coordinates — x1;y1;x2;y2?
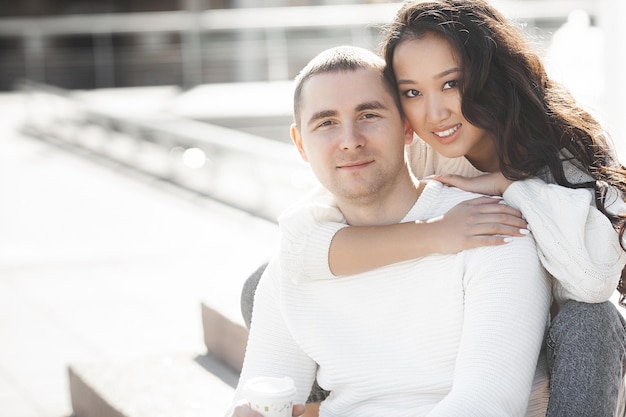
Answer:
224;254;317;417
427;236;552;417
503;177;626;304
277;187;348;283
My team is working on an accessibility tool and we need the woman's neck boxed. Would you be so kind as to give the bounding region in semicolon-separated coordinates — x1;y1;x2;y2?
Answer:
465;141;500;173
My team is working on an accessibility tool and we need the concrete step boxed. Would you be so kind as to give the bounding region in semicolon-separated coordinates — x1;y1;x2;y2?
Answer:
69;353;238;417
66;259;269;417
66;260;273;417
201;302;249;374
65;262;270;417
201;262;267;373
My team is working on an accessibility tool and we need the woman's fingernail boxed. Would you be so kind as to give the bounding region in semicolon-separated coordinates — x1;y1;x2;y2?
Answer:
520;228;530;235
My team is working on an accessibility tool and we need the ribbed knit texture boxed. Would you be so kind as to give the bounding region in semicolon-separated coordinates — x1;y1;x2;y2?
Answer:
279;189;346;283
229;182;552;417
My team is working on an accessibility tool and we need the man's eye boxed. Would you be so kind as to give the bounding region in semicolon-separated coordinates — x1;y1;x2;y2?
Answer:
403;89;420;98
362;113;379;119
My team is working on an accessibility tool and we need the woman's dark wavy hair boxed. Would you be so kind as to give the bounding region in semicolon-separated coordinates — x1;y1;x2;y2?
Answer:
382;0;626;300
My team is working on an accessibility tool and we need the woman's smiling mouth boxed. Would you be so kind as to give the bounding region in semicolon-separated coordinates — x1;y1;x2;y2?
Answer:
433;124;460;138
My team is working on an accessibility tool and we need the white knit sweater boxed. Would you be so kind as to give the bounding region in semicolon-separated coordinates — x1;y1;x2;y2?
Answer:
279;140;626;306
228;181;552;417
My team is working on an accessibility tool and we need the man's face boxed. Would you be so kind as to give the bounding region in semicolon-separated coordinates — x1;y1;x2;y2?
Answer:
291;68;413;204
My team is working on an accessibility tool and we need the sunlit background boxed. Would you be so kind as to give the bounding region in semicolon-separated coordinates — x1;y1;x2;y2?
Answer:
2;0;625;220
1;1;625;417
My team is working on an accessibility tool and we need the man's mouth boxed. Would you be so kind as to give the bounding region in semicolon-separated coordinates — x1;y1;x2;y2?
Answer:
338;160;372;169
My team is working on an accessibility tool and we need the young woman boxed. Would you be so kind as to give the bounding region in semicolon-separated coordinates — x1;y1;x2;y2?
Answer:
247;1;626;415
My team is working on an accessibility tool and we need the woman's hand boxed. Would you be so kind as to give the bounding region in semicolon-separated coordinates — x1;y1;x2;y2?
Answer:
429;172;513;196
232;403;306;417
425;196;529;254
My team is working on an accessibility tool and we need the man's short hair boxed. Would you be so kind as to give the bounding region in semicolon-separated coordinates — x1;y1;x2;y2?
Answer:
292;45;401;128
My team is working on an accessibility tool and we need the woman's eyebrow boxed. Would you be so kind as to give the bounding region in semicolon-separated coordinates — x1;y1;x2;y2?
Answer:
396;67;461;85
435;67;461;79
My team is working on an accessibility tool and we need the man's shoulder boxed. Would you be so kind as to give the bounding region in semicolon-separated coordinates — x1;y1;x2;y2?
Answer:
278;185;345;229
402;180;487;223
426;180;487;207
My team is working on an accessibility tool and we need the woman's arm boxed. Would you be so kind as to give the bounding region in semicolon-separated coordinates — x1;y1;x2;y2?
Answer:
504;178;626;303
329;196;527;275
279;188;528;282
433;172;626;303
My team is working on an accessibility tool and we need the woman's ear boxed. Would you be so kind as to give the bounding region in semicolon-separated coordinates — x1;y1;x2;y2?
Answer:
403;118;414;144
290;123;308;162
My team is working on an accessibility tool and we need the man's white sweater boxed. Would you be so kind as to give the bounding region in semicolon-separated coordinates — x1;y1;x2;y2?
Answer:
229;181;552;417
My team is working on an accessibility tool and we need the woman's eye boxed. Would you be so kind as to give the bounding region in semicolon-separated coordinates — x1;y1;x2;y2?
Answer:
403;89;420;98
443;80;459;90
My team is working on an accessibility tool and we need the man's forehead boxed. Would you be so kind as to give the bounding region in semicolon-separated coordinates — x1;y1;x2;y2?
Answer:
301;69;392;110
305;67;378;87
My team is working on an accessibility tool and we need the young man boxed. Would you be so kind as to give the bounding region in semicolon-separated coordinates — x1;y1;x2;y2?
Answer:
226;46;551;417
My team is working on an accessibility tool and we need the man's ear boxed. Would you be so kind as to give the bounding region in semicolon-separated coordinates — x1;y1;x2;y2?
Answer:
290;123;308;162
403;118;414;144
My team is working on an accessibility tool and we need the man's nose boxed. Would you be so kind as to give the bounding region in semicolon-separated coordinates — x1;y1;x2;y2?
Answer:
339;123;365;150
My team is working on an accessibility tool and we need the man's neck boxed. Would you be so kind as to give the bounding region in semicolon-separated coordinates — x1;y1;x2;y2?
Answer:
338;174;424;227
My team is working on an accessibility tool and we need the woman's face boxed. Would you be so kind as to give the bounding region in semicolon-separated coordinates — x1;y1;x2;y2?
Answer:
392;32;498;172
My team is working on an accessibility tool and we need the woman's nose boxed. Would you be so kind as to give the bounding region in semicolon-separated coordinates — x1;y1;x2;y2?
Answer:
426;94;449;124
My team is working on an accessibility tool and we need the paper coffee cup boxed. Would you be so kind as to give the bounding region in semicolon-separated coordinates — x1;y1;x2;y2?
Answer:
243;376;297;417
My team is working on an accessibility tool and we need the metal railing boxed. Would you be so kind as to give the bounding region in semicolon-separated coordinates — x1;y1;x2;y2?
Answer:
18;79;316;222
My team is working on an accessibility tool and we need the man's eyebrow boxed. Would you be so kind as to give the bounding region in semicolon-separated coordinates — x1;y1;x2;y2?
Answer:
356;100;388;112
306;101;388;127
307;109;337;127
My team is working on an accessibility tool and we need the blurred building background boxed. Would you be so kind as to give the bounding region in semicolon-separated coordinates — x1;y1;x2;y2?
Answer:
0;0;607;88
0;0;399;91
1;0;623;150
